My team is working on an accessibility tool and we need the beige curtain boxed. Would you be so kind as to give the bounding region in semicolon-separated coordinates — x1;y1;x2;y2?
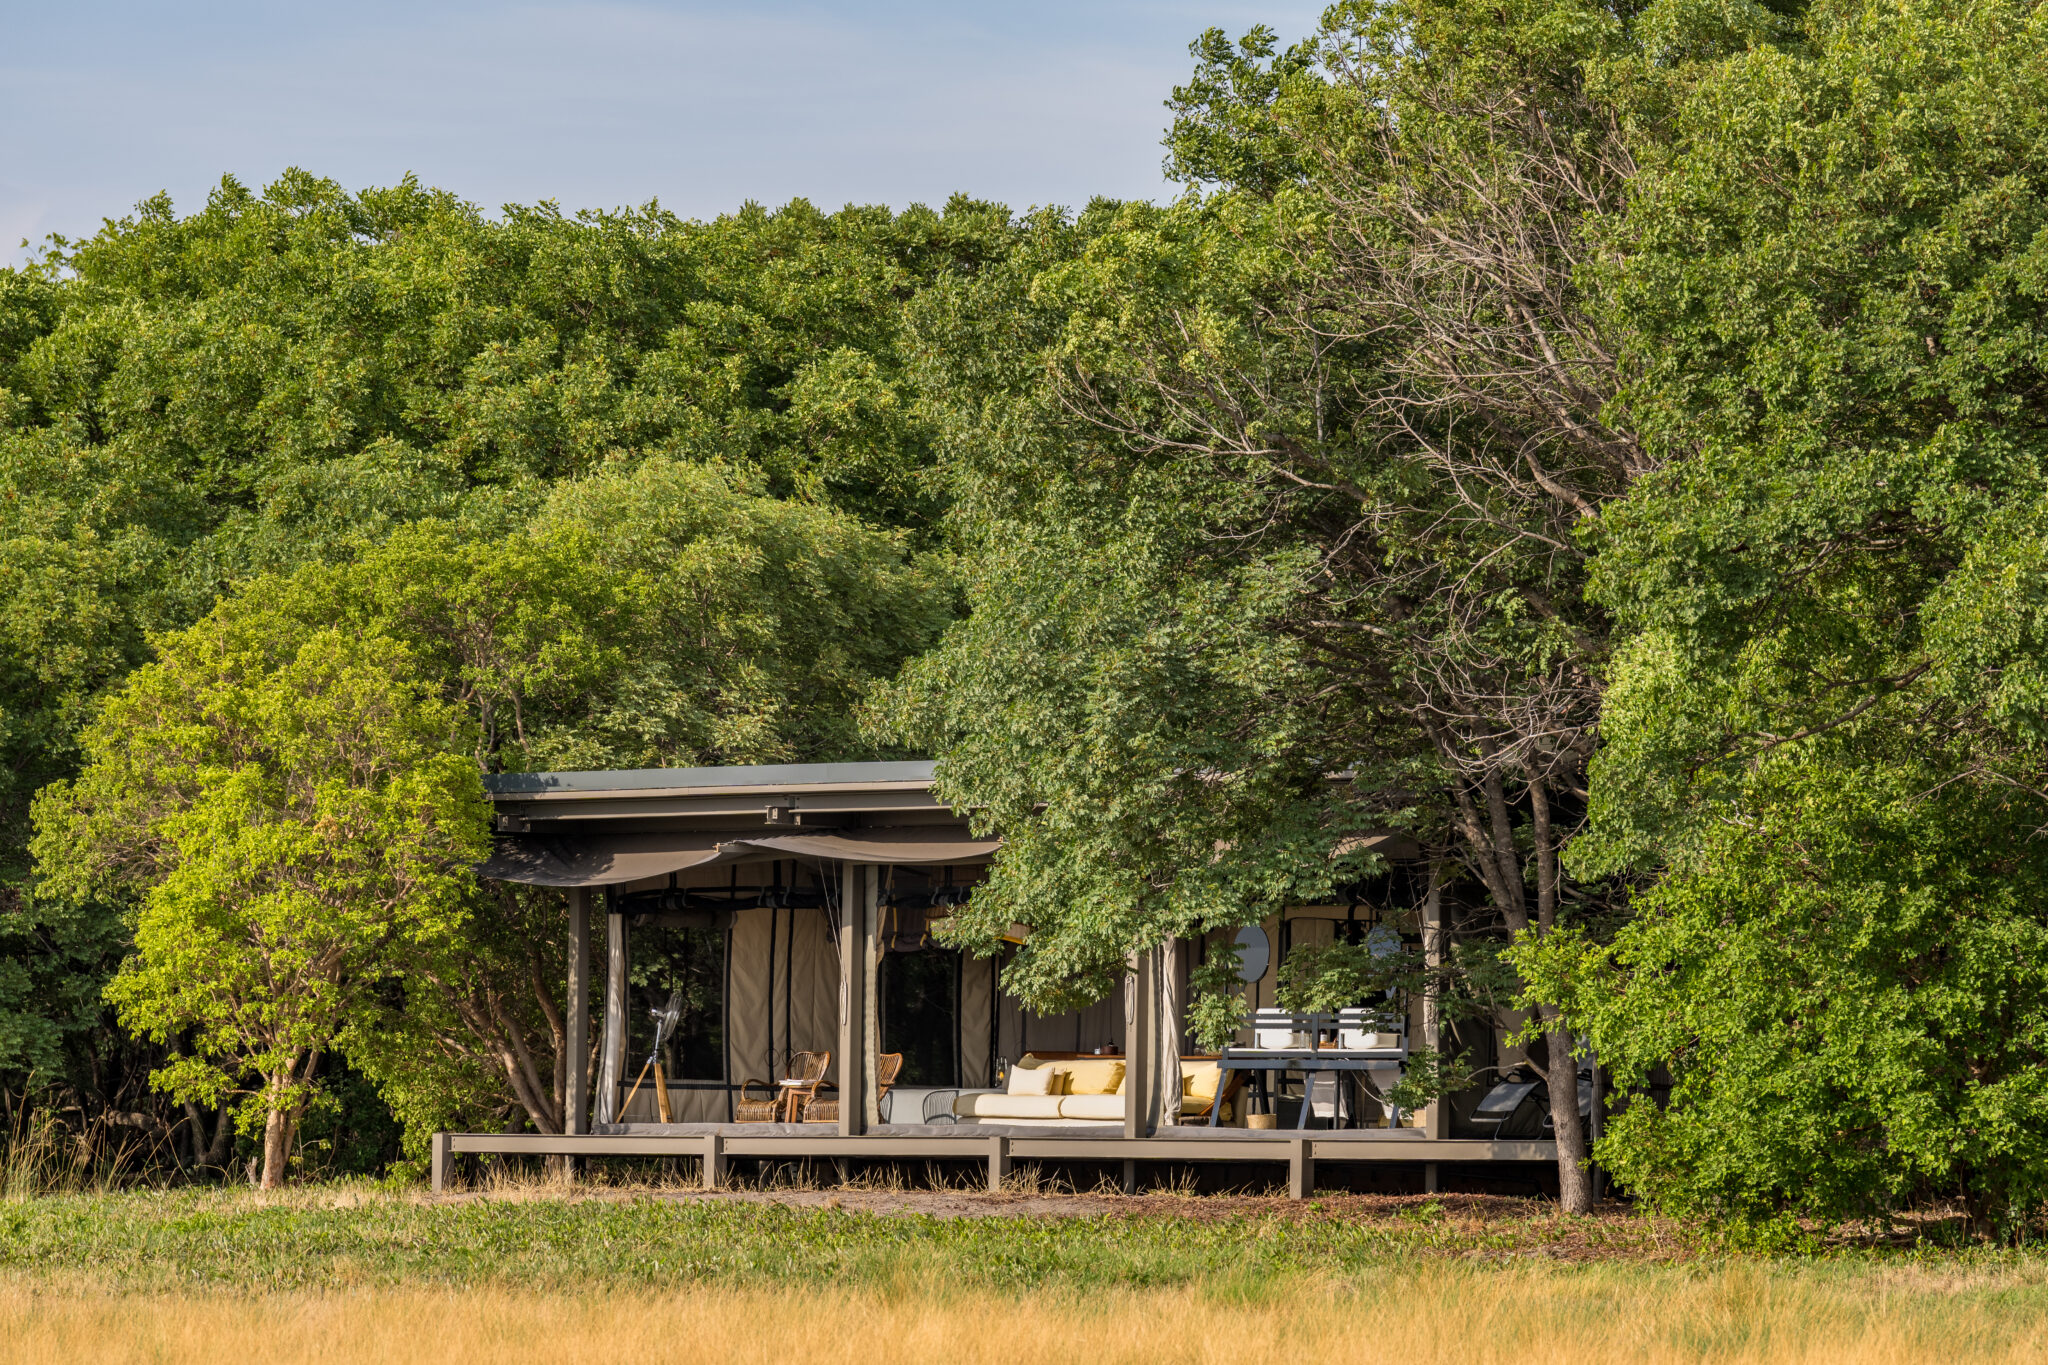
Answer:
1150;940;1182;1129
863;867;883;1126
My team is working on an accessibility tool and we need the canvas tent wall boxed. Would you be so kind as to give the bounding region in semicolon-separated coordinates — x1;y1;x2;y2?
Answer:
486;841;1001;1123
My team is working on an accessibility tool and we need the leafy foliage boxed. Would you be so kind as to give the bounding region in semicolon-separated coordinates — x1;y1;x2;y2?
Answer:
1524;0;2048;1232
34;604;490;1186
6;173;986;1163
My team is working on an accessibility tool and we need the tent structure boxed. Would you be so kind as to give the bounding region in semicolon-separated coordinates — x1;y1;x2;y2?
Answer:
480;761;1144;1131
452;759;1555;1192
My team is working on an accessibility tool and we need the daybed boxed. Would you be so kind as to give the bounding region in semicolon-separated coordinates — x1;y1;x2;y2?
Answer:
951;1053;1239;1126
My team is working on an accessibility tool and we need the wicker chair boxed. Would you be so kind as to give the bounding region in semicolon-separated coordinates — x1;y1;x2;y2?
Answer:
736;1050;830;1124
801;1052;903;1124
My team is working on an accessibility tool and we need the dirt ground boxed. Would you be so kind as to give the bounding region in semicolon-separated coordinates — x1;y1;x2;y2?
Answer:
643;1185;1634;1232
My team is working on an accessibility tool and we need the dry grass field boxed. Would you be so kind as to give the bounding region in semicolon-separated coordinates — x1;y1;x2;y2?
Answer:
8;1267;2048;1365
2;1181;2045;1364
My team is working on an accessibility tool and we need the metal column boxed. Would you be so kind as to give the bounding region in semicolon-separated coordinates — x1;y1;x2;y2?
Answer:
1123;949;1152;1139
566;887;592;1135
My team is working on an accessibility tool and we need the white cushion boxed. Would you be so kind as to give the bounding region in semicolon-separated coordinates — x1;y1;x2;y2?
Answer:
1056;1094;1125;1121
953;1093;1065;1119
1340;1030;1400;1050
1007;1066;1057;1096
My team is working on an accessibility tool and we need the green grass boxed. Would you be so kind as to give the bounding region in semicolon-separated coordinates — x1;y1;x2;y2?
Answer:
0;1189;1498;1292
10;1187;2048;1365
0;1184;2037;1296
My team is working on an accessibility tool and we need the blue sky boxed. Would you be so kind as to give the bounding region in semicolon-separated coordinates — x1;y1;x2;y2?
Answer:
2;1;1326;264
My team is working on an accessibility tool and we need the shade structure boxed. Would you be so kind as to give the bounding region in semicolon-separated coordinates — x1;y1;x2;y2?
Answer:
740;829;1001;865
476;832;736;887
479;827;1001;887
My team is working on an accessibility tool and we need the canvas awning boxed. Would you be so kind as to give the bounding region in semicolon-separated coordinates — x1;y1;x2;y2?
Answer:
740;829;1001;865
478;826;1000;887
475;832;735;887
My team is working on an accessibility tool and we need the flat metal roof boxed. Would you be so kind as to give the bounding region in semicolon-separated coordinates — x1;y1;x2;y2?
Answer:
484;760;936;798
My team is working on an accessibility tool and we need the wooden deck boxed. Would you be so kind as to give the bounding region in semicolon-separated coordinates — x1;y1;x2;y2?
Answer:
432;1125;1557;1198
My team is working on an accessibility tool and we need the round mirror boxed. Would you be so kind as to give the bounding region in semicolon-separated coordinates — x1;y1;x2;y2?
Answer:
1233;926;1270;984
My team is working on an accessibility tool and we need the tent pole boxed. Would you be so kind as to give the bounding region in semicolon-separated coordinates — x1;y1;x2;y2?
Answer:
1124;950;1152;1139
597;893;627;1125
566;887;591;1138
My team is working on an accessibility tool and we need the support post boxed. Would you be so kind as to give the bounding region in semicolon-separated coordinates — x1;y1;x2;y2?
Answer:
597;895;627;1125
430;1131;452;1194
702;1133;725;1191
837;863;867;1137
1421;864;1447;1141
566;888;591;1138
1424;1162;1440;1194
862;861;882;1128
1288;1137;1314;1201
1123;950;1153;1139
986;1134;1011;1193
1122;1159;1137;1196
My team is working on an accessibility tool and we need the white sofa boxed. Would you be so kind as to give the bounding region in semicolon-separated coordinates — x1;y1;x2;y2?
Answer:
951;1055;1234;1125
953;1054;1125;1125
953;1091;1124;1124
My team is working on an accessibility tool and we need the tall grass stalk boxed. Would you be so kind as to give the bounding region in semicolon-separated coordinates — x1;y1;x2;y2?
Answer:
3;1266;2046;1365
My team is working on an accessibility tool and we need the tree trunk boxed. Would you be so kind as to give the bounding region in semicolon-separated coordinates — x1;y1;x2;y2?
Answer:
181;1101;205;1168
203;1101;236;1170
1542;1015;1594;1212
1528;775;1595;1214
259;1104;291;1189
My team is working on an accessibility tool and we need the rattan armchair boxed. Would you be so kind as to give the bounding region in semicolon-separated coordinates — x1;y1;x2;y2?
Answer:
736;1050;830;1123
801;1052;903;1124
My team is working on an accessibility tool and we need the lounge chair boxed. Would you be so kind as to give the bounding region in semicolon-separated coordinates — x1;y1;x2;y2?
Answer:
736;1050;830;1123
802;1052;903;1124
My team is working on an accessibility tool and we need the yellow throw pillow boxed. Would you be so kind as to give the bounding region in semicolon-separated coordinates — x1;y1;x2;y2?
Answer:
1007;1065;1056;1097
1059;1058;1126;1096
1181;1063;1222;1102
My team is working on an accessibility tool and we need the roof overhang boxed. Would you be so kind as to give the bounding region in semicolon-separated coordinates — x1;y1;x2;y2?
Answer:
484;760;953;830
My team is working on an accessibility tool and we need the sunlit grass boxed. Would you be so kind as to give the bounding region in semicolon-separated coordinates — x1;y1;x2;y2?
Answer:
2;1184;2046;1363
5;1266;2048;1365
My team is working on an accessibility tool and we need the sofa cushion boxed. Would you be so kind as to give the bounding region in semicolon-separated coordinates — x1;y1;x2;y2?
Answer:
1182;1061;1223;1102
954;1092;1065;1120
1055;1058;1125;1096
1007;1066;1057;1097
1056;1094;1125;1121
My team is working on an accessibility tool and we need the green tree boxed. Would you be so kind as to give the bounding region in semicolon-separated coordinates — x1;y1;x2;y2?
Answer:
34;606;488;1187
334;463;945;1152
885;0;1696;1208
2;173;1000;1147
45;458;950;1159
1525;0;2048;1231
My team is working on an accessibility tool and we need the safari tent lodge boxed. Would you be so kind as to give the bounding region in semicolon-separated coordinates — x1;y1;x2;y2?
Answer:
436;760;1560;1195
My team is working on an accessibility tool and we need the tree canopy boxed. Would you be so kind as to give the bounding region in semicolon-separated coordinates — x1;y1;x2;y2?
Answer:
5;175;987;1170
15;0;2048;1226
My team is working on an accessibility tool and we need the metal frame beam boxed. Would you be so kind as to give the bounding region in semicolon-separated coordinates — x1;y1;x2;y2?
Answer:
438;1130;1554;1166
566;888;591;1136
